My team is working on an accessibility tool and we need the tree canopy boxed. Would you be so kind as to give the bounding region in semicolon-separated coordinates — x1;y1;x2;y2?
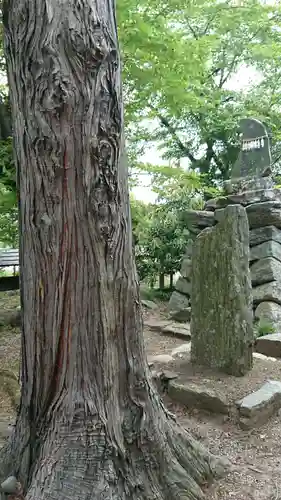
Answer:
1;0;281;252
119;0;281;184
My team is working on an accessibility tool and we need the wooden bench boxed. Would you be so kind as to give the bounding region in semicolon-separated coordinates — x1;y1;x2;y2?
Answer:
0;248;19;291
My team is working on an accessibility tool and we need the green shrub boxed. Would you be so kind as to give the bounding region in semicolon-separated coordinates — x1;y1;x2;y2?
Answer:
254;319;276;338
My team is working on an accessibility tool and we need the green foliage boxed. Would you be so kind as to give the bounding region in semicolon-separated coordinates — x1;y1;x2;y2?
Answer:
0;137;18;247
132;186;194;285
254;319;276;339
118;0;281;186
139;283;172;302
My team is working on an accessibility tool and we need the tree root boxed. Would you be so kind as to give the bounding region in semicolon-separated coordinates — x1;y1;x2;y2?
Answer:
10;412;229;500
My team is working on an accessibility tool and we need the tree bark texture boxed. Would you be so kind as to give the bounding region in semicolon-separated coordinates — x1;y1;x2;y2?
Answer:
2;1;226;498
191;205;254;376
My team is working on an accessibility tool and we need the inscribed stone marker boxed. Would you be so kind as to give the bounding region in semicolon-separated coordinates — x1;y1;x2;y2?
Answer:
231;118;271;180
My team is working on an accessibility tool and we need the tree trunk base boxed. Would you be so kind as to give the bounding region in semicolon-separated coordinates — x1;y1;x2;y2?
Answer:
1;405;229;500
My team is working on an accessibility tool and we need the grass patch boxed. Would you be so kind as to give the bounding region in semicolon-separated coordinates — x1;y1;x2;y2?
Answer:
139;283;172;303
254;319;276;338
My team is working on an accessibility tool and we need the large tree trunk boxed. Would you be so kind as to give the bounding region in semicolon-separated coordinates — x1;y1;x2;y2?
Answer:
2;1;227;498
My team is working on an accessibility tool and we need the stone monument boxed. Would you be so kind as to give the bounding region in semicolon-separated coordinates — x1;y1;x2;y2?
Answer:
231;118;272;181
191;205;253;376
169;118;281;331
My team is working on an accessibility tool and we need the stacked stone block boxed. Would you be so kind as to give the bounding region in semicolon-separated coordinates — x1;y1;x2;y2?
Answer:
169;176;281;330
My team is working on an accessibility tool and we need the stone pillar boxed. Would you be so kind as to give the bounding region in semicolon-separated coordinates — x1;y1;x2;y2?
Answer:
190;205;253;376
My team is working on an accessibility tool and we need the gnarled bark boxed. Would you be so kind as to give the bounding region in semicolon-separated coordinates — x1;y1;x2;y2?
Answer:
2;0;227;498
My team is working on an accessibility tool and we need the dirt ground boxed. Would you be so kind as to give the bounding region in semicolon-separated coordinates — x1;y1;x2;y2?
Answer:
1;293;281;499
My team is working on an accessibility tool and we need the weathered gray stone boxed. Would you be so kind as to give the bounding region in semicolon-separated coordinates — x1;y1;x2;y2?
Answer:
205;188;281;211
250;257;281;286
1;476;18;494
0;309;21;328
182;210;215;234
168;291;191;322
237;380;281;428
175;276;191;296
255;302;281;328
171;342;191;357
250;226;281;247
191;204;253;376
162;324;191;340
250;240;281;263
215;201;281;229
180;258;192;279
149;354;173;364
255;333;281;358
246;201;281;229
168;380;229;414
144;318;191;340
144;319;172;332
0;419;15;448
141;299;158;310
224;176;274;195
160;371;178;381
253;282;281;306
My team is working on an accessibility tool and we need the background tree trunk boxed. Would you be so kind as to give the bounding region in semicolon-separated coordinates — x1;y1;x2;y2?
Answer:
159;273;165;290
2;0;227;498
169;272;174;289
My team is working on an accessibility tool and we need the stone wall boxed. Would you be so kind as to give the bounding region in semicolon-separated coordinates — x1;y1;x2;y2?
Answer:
169;177;281;330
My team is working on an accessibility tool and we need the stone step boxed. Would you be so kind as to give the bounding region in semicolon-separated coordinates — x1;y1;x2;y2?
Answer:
236;380;281;429
167;380;229;415
144;319;191;340
255;333;281;358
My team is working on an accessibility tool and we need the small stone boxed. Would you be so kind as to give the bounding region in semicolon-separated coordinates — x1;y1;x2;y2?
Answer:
253;352;277;362
171;343;191;357
255;302;281;328
255;333;281;358
168;381;229;414
175;277;191;296
144;319;191;339
250;226;281;247
160;370;178;381
250;257;281;286
162;324;191;340
141;299;157;310
1;476;18;494
250;241;281;263
237;380;281;427
150;354;173;364
144;319;171;332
